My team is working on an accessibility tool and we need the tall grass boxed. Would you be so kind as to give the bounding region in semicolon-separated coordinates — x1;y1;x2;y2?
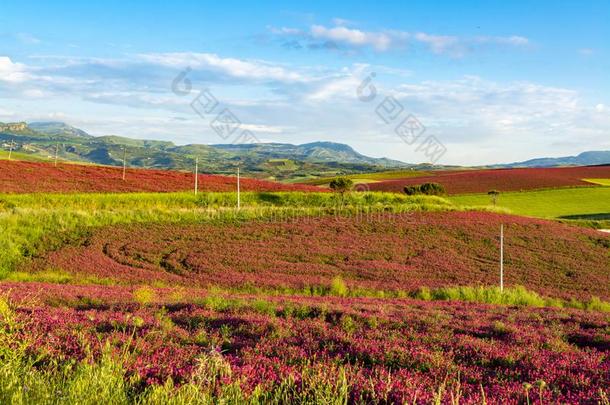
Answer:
195;284;610;313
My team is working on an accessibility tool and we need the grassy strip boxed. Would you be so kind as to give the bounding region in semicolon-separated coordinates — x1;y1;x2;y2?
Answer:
296;169;429;186
206;282;610;313
15;270;607;313
0;192;467;278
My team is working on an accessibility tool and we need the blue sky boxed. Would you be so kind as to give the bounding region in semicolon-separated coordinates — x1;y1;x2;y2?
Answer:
1;0;609;164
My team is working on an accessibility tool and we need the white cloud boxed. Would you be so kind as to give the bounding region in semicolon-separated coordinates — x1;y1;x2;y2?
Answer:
0;56;30;82
240;123;286;133
414;33;459;55
310;25;395;51
271;24;529;56
2;51;607;165
310;25;391;51
138;52;308;83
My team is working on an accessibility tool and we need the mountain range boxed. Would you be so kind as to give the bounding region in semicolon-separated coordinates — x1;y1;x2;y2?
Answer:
1;121;609;180
494;151;610;168
0;121;409;180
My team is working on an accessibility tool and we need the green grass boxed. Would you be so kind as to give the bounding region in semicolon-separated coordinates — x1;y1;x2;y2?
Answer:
449;187;610;219
0;191;461;278
212;283;610;313
299;169;429;186
0;150;50;162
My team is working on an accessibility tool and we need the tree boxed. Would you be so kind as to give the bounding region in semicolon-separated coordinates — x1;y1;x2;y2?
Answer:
488;189;500;205
329;177;353;194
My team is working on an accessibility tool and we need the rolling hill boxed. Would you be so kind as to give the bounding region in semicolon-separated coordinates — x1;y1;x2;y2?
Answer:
0;121;408;180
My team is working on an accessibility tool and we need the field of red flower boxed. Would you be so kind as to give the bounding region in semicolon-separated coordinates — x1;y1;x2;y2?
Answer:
365;166;610;194
0;160;321;193
1;282;608;403
25;211;610;301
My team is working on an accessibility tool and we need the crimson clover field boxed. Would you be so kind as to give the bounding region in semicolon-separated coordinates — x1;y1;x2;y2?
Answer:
0;160;609;404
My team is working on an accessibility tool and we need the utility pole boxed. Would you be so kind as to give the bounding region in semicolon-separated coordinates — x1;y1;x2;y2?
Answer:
8;139;14;161
54;143;59;167
194;157;199;195
122;148;127;181
500;224;504;292
237;166;241;210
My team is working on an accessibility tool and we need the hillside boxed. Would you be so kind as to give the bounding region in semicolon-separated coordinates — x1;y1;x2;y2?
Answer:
0;122;408;180
0;160;321;193
365;166;610;194
23;211;610;301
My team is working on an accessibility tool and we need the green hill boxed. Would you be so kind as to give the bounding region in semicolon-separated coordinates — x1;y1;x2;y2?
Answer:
0;122;411;180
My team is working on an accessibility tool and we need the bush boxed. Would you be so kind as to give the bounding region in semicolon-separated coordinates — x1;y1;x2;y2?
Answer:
329;178;353;193
404;183;446;196
330;276;348;297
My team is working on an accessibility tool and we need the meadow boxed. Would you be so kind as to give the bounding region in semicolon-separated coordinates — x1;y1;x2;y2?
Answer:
449;187;610;223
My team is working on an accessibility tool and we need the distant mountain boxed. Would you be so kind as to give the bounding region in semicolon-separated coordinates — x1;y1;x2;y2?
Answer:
0;122;410;180
497;151;610;168
212;141;407;167
28;122;92;138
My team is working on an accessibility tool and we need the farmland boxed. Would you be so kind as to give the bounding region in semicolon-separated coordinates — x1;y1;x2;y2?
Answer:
1;285;609;404
1;164;609;403
21;211;610;301
0;160;322;194
363;166;610;194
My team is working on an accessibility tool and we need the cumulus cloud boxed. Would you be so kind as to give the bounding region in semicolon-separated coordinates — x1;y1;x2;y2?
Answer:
0;56;30;82
1;52;607;165
310;25;395;51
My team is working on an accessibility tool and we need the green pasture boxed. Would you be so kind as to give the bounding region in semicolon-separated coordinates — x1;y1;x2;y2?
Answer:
449;187;610;221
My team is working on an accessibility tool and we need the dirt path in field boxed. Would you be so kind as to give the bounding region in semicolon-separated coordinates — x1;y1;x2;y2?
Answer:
600;229;610;233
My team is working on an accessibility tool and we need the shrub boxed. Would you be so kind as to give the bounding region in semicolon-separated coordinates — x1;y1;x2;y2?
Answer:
329;178;353;194
404;182;446;196
330;276;348;297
